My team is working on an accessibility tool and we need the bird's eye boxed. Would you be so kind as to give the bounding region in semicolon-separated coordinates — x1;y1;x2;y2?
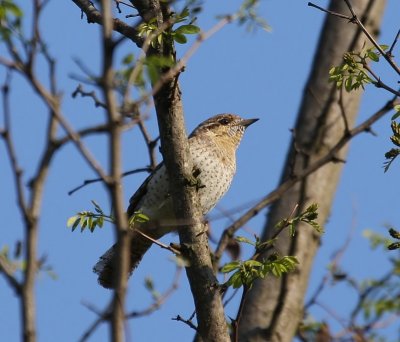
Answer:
219;118;230;125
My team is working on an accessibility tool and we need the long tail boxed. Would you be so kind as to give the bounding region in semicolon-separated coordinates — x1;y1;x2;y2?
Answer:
93;230;153;289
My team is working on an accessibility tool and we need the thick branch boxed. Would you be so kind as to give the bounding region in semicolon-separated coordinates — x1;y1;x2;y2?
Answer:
133;1;229;340
72;0;143;47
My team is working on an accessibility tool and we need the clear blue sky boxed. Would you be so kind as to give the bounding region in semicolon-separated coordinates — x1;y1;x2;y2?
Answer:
1;0;399;341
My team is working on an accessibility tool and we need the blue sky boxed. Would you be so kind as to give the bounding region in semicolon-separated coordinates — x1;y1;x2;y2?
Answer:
1;0;400;341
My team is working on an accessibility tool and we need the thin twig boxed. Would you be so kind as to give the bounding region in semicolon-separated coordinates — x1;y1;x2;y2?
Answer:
138;119;159;170
172;314;198;331
388;28;400;56
72;84;106;108
126;267;182;318
0;255;21;295
68;167;151;195
136;229;181;255
307;2;351;21
80;266;181;341
363;64;400;97
79;303;111;342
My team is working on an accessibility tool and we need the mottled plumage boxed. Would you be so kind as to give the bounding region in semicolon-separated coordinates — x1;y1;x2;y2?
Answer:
94;114;258;288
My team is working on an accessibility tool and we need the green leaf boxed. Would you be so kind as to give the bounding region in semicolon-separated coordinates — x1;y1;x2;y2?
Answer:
88;216;93;229
175;24;200;35
1;1;23;18
243;260;263;268
227;271;243;288
221;261;241;273
328;66;336;75
388;228;400;240
144;276;154;291
67;216;78;227
91;200;103;214
80;218;88;232
388;242;400;250
173;32;187;44
147;63;159;84
236;236;255;245
367;51;379;62
344;76;353;92
122;53;134;65
271;264;283;277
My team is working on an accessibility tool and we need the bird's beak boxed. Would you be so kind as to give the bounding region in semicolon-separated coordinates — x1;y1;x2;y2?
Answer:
240;118;259;128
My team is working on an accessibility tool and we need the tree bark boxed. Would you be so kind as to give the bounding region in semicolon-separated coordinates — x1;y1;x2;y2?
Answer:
238;1;386;341
134;1;230;340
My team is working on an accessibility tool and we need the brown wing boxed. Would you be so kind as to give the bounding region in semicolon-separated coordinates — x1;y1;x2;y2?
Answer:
126;162;164;217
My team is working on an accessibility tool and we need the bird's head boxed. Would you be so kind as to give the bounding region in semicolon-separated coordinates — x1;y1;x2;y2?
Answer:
190;114;259;150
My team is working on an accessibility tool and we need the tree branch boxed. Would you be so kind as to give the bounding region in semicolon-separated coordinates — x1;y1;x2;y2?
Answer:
72;0;143;47
309;0;400;75
131;0;230;340
0;254;22;295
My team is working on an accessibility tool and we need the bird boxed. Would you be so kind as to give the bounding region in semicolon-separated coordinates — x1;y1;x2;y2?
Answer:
94;113;258;288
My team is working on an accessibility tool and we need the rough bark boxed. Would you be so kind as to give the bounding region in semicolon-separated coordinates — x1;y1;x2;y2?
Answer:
134;1;230;340
238;1;386;341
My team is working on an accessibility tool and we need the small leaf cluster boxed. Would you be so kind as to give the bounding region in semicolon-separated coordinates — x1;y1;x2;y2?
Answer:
363;229;393;250
144;276;161;301
363;297;400;320
67;201;149;233
221;255;298;289
298;319;328;342
387;228;400;250
328;45;389;92
236;0;270;32
137;8;200;48
116;53;146;91
235;235;276;254
144;55;175;84
275;203;323;237
0;0;23;40
1;243;57;280
67;200;109;233
116;53;175;91
383;121;400;172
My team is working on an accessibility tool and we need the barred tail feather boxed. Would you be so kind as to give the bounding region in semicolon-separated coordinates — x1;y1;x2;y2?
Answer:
93;231;153;289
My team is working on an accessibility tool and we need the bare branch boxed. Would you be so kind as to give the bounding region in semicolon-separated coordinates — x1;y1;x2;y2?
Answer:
1;72;29;221
126;267;182;318
136;229;181;255
172;314;198;331
71;0;143;47
363;64;400;97
138;120;159;170
0;254;21;295
68;167;151;196
307;2;351;21
388;28;400;56
72;84;106;108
